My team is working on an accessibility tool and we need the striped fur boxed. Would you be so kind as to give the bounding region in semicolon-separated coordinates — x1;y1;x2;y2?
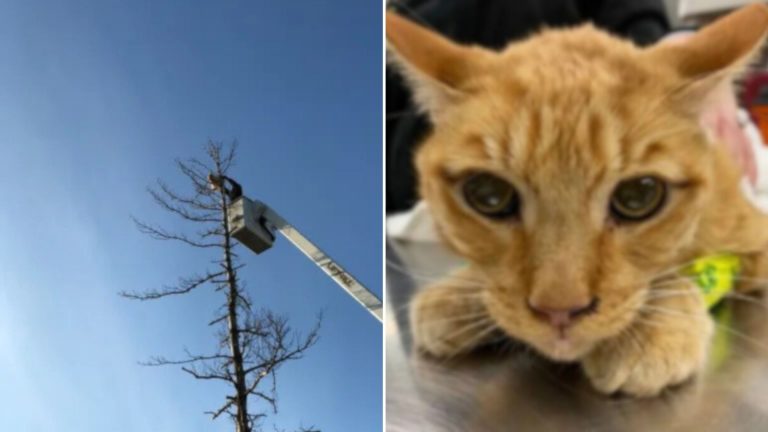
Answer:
388;4;768;396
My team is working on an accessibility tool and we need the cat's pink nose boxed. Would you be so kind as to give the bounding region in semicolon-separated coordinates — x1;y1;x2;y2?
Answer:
527;297;599;328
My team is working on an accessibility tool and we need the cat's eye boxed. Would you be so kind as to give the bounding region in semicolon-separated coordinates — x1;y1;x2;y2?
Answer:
610;176;666;222
462;173;520;219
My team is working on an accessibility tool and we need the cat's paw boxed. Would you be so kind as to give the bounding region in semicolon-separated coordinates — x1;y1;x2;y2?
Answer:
409;271;493;358
582;308;713;397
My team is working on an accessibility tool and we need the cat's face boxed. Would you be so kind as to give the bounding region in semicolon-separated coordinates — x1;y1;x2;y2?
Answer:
388;6;768;360
416;31;714;359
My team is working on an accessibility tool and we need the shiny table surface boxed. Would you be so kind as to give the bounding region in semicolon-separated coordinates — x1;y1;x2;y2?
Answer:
386;240;768;432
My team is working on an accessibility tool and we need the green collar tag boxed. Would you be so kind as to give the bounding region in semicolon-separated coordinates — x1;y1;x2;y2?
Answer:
683;254;741;309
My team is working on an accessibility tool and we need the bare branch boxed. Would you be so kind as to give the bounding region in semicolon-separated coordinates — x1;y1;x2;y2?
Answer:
132;217;219;248
120;270;225;300
181;366;233;383
206;396;236;420
198;226;225;238
189;155;216;176
218;140;238;173
208;313;228;327
177;159;214;196
138;348;231;367
251;390;277;413
237;292;253;311
273;425;321;432
147;186;219;223
242;312;322;376
156;179;220;211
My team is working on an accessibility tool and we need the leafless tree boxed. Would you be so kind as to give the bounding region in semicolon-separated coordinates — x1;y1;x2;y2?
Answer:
122;141;321;432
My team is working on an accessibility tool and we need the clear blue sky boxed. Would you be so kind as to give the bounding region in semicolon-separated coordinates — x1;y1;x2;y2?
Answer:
0;1;381;431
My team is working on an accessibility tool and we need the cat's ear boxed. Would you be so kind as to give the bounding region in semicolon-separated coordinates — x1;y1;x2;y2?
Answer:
386;12;492;122
646;4;768;111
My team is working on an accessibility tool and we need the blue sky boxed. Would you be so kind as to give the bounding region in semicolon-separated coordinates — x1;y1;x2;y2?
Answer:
0;1;381;431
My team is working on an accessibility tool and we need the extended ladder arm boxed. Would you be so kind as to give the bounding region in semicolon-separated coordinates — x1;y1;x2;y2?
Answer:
228;197;383;322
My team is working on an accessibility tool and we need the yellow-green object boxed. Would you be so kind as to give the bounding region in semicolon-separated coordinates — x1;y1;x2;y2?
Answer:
683;254;741;309
682;254;740;372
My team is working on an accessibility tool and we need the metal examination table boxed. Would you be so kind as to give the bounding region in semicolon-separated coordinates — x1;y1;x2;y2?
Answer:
386;240;768;432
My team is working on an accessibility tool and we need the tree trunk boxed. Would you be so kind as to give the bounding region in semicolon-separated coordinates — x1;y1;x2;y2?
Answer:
219;168;250;432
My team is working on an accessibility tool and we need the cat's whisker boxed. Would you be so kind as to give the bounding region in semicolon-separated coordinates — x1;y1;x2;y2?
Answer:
422;317;497;358
596;290;650;326
640;304;707;320
645;289;695;298
648;280;697;291
392;292;487;316
647;281;764;299
659;272;768;284
632;315;678;329
635;314;768;354
442;322;500;360
598;268;697;298
417;312;493;328
644;291;768;313
709;324;768;353
396;312;492;342
648;258;710;280
724;291;768;308
646;281;700;297
640;256;738;288
645;291;698;300
385;259;458;283
730;275;768;286
637;304;768;352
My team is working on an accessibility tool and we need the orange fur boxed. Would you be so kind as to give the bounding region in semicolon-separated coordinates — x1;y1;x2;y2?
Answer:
389;4;768;396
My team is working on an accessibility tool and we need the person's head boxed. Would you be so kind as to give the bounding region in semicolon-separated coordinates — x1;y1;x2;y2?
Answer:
208;173;223;190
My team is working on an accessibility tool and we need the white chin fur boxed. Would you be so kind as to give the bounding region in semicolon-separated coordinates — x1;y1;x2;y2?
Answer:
536;338;591;362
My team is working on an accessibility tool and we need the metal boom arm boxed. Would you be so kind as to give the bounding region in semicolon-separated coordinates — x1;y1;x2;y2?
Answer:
228;197;383;322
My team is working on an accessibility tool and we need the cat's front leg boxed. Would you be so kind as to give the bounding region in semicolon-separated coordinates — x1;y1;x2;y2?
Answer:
582;280;713;397
410;267;497;357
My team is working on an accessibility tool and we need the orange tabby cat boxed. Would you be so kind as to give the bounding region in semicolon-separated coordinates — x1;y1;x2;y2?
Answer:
387;4;768;397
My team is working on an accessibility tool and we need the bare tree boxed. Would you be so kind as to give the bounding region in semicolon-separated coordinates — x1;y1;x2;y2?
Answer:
122;141;321;432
